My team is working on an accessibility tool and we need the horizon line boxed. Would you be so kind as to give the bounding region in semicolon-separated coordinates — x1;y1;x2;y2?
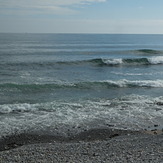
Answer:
0;32;163;35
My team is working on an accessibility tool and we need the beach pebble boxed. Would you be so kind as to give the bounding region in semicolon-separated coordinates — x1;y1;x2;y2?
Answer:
0;134;163;163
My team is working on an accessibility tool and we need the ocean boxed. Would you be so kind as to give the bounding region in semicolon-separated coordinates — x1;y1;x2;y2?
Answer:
0;33;163;138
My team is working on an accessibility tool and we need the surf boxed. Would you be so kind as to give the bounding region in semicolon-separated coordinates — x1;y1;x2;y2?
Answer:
1;79;163;92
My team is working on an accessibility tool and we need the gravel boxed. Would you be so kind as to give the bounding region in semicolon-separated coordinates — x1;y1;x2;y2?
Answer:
0;133;163;163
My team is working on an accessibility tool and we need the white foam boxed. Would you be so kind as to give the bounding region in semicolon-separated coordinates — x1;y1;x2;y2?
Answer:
104;79;163;88
20;71;31;79
111;71;154;76
0;103;38;114
0;95;163;138
128;80;163;87
103;58;123;65
103;56;163;66
148;56;163;64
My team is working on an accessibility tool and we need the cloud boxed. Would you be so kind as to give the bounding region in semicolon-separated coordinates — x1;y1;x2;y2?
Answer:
0;0;106;15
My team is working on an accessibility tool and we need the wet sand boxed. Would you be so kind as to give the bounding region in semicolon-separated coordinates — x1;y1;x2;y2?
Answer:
0;128;163;162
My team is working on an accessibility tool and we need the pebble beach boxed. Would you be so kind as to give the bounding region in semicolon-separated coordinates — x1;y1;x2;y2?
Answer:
0;129;163;163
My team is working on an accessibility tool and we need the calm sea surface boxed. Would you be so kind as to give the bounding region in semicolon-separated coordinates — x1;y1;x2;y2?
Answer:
0;33;163;137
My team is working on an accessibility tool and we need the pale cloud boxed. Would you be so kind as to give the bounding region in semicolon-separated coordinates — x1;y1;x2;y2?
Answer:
0;0;106;15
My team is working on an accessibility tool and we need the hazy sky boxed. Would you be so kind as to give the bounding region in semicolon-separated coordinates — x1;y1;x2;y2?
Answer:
0;0;163;34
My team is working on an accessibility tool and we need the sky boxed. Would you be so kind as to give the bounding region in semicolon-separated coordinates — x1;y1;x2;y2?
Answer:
0;0;163;34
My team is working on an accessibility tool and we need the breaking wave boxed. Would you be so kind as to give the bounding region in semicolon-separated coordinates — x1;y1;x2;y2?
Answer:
42;56;163;66
1;79;163;92
89;56;163;66
2;56;163;68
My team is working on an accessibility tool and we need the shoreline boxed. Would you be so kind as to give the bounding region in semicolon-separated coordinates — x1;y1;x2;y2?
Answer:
0;128;162;162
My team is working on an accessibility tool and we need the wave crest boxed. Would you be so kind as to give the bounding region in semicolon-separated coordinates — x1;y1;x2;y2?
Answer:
2;56;163;68
1;79;163;92
90;56;163;66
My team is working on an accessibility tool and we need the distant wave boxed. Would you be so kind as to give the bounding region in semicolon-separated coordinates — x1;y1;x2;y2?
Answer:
1;80;163;92
135;49;161;54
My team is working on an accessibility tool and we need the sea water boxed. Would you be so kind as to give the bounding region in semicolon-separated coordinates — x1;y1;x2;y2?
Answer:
0;33;163;137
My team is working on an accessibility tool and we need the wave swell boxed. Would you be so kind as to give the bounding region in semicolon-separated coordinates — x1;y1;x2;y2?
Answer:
136;49;161;54
1;79;163;91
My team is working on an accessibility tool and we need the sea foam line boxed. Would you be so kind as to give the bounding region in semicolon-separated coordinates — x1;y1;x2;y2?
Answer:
0;95;163;139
